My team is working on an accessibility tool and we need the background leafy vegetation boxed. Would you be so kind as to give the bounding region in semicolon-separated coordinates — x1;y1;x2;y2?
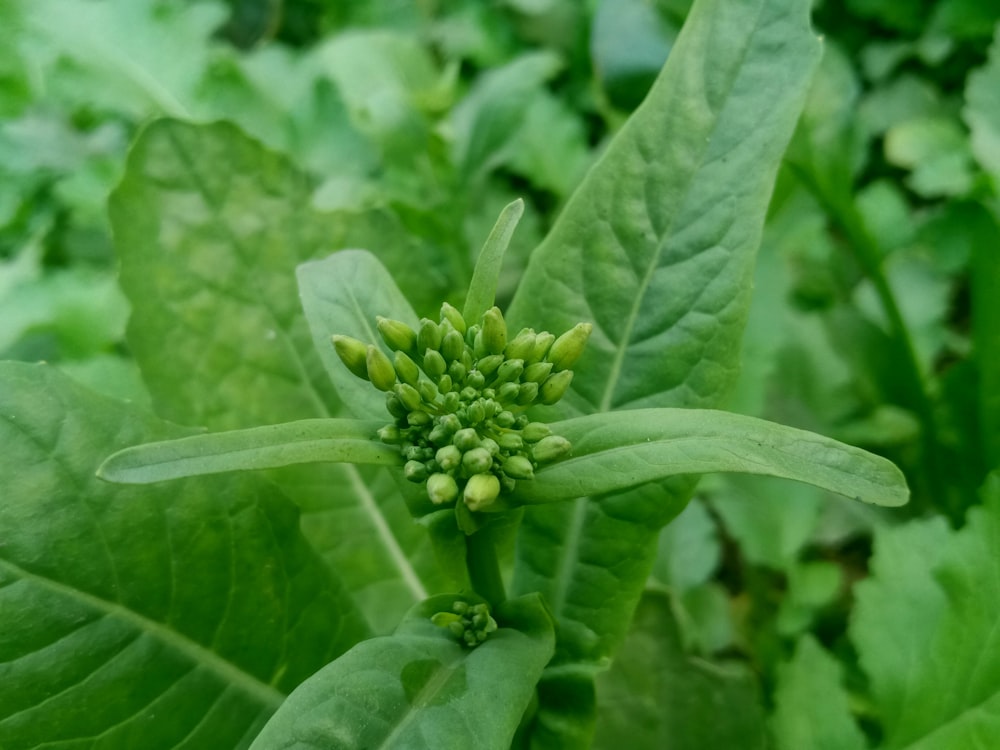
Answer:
1;0;998;747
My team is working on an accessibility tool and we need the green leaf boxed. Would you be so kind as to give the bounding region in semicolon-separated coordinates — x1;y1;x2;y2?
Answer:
850;477;1000;749
98;418;398;484
770;635;867;750
505;0;822;741
111;119;444;641
519;409;907;507
249;594;555;750
651;498;720;593
0;362;369;747
463;198;524;323
965;26;1000;183
593;589;767;750
297;250;420;421
970;208;1000;468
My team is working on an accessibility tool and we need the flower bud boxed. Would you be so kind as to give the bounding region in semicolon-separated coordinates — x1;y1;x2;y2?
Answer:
476;354;504;378
332;335;369;380
440;302;467;334
418;318;442;352
442;391;461;413
480;437;500;456
436;444;462;472
437;373;453;394
464;473;501;511
462;447;493;474
505;329;536;361
423;349;447;378
395;382;422;412
453;428;480;452
448;361;467;384
377;425;402;444
466;400;485;424
439;414;461;434
366;345;397;391
404;460;428;482
427;473;459;505
393;351;421;387
493;359;524;385
466;370;486;390
517;382;539;405
494;410;516;428
386;394;408;419
497;382;520;404
481;306;507;355
428;422;452;446
530;331;556;363
407;410;431;427
465;323;480;348
522;422;552;442
539;370;574;405
548;322;593;371
418;380;439;403
523;361;553;384
460;386;479;402
497;432;523;451
502;455;535;479
441;330;466;362
376;316;417;353
532;435;572;463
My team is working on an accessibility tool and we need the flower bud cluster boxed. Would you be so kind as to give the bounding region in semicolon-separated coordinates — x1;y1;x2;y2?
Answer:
332;303;591;514
430;600;498;648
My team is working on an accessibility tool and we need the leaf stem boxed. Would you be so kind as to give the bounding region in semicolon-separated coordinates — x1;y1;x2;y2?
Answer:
466;525;507;609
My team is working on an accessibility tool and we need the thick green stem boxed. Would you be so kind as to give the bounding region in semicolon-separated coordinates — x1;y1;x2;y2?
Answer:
466;526;507;609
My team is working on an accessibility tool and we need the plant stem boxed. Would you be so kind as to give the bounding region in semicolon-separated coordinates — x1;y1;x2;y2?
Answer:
466;525;507;609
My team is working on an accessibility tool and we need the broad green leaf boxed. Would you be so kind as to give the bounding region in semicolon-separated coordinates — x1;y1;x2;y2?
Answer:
111;119;444;640
463;198;524;323
972;209;1000;468
849;479;1000;749
519;409;909;507
297;250;420;422
884;115;975;198
965;27;1000;183
592;589;767;750
506;0;821;741
0;362;369;748
249;594;555;750
98;418;397;484
651;498;719;593
770;635;867;750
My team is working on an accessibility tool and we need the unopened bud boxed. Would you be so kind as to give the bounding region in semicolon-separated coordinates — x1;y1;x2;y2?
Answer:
440;302;467;334
503;455;534;480
494;411;516;428
497;382;520;404
480;437;500;456
497;432;523;451
376;317;417;353
436;444;462;472
481;307;507;355
462;447;493;474
466;370;486;390
395;383;423;413
418;379;439;403
466;400;485;425
418;319;442;352
448;361;467;384
441;330;466;363
427;473;459;504
423;349;447;378
366;346;397;391
453;428;480;452
464;473;501;511
505;329;536;361
517;382;539;405
529;332;555;363
476;354;504;378
437;373;453;394
465;323;481;348
377;425;402;444
532;435;572;463
548;323;592;371
522;422;552;442
404;460;428;482
332;335;369;380
442;391;461;412
428;422;451;446
493;359;524;385
540;369;574;405
407;410;431;427
386;394;408;419
393;351;421;387
523;361;553;384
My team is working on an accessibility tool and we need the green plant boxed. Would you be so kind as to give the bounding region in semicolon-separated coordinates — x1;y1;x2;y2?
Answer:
18;0;1000;746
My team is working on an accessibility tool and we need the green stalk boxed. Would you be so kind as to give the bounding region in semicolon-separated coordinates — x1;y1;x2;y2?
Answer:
466;525;507;609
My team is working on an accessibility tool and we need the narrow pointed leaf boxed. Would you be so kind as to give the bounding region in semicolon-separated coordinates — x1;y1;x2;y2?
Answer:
0;362;369;748
518;409;908;507
99;418;397;484
249;594;555;750
463;198;524;323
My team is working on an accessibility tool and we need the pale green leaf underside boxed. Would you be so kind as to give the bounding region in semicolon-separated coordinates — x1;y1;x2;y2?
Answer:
250;594;554;750
98;419;397;484
520;409;909;507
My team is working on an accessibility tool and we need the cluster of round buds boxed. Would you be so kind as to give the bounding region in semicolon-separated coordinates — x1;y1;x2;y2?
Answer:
431;600;498;648
332;303;591;518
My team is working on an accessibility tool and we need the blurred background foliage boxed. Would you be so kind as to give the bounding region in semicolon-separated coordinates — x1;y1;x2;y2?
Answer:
2;0;999;745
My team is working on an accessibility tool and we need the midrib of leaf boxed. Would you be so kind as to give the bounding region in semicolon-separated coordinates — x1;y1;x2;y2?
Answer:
161;124;330;421
595;1;761;414
549;498;589;620
346;466;428;602
0;557;285;711
376;648;462;749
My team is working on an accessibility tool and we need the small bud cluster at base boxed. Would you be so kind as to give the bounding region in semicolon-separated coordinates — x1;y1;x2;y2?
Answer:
431;600;498;648
332;304;589;521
